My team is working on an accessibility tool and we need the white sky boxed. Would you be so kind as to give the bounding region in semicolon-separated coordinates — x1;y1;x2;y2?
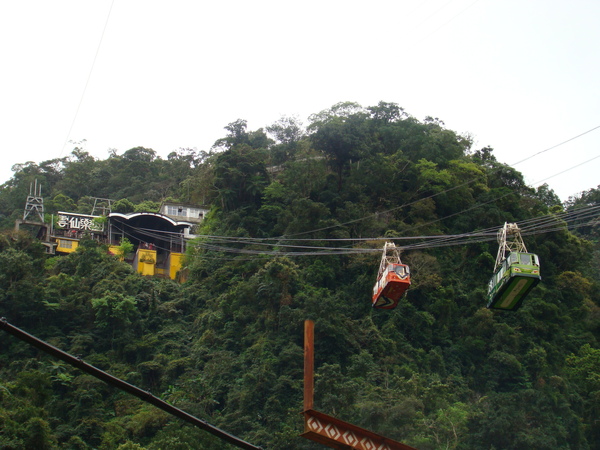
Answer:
1;0;599;201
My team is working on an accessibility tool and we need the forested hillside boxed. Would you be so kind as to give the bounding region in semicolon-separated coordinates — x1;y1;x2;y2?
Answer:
0;101;599;449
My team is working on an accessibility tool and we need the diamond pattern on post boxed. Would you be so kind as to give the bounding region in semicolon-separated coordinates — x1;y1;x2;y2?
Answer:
307;416;323;433
325;423;341;440
361;437;376;450
343;430;358;446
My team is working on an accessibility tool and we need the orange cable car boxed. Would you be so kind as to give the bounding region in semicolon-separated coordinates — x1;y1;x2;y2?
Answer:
372;242;410;309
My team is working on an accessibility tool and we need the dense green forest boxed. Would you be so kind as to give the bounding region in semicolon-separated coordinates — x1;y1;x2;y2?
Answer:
0;101;599;449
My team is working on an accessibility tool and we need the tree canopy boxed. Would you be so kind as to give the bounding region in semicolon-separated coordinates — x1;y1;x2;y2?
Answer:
0;102;598;449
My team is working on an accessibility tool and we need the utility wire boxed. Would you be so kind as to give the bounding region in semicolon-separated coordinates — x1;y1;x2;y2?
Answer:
184;206;600;257
530;153;600;186
511;124;600;167
59;0;115;158
112;201;599;258
418;0;484;44
110;202;600;256
105;125;600;257
274;123;600;241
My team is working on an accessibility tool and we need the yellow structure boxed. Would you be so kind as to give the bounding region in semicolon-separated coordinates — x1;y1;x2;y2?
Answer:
56;238;79;254
108;245;123;260
137;249;157;276
133;249;185;280
169;253;185;280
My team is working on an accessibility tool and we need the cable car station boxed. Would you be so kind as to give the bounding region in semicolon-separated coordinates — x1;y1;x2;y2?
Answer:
15;188;207;281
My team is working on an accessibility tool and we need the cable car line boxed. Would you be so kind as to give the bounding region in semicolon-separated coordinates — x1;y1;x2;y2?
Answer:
277;174;486;239
510;124;600;167
98;131;600;260
374;196;600;252
105;197;600;258
529;152;600;187
185;203;600;256
164;202;596;255
110;223;178;255
185;211;599;257
401;205;600;250
272;128;600;242
267;152;600;250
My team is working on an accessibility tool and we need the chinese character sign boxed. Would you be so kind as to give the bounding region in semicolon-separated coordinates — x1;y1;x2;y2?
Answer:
56;213;104;232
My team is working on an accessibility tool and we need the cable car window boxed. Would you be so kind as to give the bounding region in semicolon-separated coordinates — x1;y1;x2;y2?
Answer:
394;266;405;276
533;254;539;265
520;254;531;265
509;253;518;264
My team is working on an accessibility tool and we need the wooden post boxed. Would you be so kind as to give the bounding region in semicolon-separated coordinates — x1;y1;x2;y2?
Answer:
304;319;314;412
301;318;416;449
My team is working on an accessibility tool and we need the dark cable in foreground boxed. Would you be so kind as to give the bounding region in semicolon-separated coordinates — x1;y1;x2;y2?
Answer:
0;318;262;450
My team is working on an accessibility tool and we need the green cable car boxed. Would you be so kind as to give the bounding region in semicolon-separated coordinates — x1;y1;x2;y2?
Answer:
487;252;541;311
487;223;541;311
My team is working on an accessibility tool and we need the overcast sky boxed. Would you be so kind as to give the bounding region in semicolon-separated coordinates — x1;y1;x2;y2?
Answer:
1;0;599;201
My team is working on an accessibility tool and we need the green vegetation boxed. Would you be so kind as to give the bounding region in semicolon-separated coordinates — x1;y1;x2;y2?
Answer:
0;102;599;449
